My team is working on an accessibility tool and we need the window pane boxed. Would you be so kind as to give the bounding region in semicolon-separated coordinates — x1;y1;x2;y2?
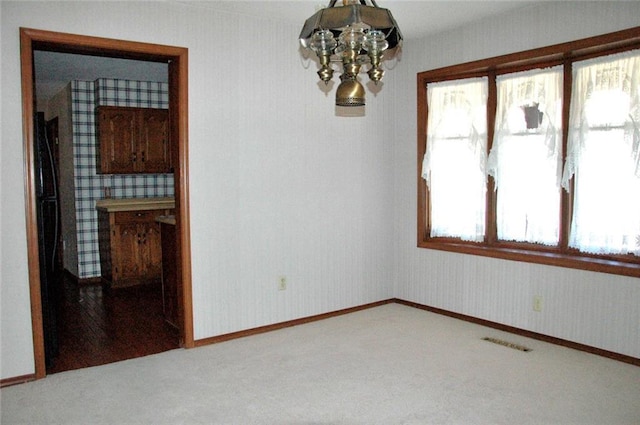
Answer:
489;67;563;245
494;134;561;244
422;78;488;242
570;129;640;255
567;51;640;256
429;138;487;241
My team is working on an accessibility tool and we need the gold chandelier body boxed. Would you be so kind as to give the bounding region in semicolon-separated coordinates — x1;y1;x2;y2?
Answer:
299;0;403;107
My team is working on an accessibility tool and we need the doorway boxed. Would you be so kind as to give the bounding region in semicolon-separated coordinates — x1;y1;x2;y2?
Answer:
20;28;194;379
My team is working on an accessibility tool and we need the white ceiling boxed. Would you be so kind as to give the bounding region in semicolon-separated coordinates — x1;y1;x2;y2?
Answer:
177;0;541;40
34;52;170;103
34;0;541;102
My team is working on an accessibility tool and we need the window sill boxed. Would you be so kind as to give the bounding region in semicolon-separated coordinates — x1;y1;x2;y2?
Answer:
417;240;640;278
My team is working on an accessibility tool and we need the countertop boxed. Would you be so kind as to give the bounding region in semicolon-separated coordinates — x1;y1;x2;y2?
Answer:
96;197;175;212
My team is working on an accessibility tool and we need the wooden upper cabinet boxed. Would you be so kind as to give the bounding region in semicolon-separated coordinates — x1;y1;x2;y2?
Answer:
97;107;137;174
97;106;170;174
140;109;171;173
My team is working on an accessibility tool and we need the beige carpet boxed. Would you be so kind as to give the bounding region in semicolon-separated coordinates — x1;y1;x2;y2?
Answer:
2;303;639;424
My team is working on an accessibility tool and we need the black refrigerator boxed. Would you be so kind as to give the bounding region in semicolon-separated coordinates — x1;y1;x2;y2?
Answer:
34;112;60;368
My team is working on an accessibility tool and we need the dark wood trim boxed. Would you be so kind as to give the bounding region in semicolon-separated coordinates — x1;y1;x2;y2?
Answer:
0;374;37;388
559;59;573;251
198;298;639;367
4;298;636;384
416;241;640;278
20;27;47;380
485;71;497;245
169;53;194;348
417;26;640;82
416;71;428;245
394;299;640;367
22;27;184;61
19;27;193;379
194;300;394;347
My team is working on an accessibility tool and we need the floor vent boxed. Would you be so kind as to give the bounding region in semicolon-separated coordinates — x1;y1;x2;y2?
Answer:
482;337;531;352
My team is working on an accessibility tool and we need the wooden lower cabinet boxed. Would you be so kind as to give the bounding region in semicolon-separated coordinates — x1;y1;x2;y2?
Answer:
98;208;172;288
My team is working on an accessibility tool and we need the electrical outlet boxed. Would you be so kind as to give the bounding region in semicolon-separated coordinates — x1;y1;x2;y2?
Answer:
278;276;287;291
533;295;543;312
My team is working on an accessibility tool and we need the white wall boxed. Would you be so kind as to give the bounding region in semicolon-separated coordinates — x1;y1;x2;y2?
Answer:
0;1;394;379
2;0;639;382
390;1;640;358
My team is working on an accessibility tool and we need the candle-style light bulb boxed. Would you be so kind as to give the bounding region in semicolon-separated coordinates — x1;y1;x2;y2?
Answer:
363;30;389;83
310;30;337;83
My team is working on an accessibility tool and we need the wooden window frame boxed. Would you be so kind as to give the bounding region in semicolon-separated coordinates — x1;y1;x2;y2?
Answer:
417;26;640;278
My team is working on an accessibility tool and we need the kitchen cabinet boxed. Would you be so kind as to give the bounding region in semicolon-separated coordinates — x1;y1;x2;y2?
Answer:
97;198;175;288
96;106;170;174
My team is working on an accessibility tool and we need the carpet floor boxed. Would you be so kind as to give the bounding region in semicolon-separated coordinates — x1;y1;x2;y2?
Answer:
2;303;639;424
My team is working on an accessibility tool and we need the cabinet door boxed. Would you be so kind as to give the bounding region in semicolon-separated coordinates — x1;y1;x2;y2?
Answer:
140;222;163;280
112;222;142;284
97;107;137;174
139;109;170;173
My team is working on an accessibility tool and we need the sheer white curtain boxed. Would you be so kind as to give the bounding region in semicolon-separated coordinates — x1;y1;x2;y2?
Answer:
422;78;488;242
563;50;640;255
487;67;563;245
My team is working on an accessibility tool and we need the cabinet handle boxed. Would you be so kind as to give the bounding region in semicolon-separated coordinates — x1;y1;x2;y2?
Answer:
141;151;146;162
132;152;137;162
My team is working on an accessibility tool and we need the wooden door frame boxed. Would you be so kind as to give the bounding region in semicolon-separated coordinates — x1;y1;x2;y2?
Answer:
20;27;194;379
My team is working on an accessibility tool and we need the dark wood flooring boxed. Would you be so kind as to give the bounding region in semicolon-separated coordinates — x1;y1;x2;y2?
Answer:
47;275;180;374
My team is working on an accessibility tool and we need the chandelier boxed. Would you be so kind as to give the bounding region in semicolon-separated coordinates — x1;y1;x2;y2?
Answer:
299;0;403;107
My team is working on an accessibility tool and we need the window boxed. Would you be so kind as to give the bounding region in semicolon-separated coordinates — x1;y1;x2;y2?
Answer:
564;52;640;256
417;27;640;277
422;78;488;241
489;67;563;246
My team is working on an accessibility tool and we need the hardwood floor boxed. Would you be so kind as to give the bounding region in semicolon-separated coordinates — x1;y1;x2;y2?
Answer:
47;274;179;374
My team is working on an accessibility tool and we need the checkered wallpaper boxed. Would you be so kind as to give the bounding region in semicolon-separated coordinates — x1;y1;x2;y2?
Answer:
71;79;173;279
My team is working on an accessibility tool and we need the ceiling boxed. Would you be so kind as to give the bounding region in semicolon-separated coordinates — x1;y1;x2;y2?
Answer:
177;0;541;41
34;53;169;103
34;0;541;103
